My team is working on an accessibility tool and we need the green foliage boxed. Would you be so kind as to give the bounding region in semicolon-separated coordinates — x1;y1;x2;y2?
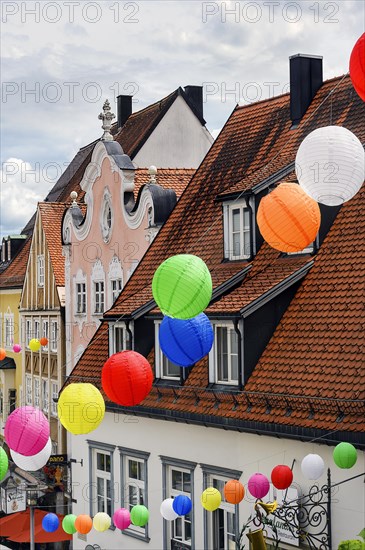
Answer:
338;540;365;550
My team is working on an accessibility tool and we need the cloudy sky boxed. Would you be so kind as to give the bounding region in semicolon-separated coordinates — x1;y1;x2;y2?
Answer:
1;0;363;237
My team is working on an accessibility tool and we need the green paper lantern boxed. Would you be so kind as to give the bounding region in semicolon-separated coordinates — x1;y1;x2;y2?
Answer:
152;254;212;319
62;514;77;534
0;447;9;481
130;505;149;527
333;442;357;469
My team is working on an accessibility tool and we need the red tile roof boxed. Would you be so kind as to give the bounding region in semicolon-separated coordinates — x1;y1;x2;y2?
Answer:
0;237;31;289
69;74;365;438
38;203;67;287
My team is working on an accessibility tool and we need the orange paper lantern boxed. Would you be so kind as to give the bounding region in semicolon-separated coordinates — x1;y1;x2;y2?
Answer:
257;182;321;253
40;337;48;346
224;479;245;504
74;514;93;535
0;348;6;361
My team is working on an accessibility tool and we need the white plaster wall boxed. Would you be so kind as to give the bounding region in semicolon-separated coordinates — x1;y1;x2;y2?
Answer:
71;413;364;549
133;96;213;169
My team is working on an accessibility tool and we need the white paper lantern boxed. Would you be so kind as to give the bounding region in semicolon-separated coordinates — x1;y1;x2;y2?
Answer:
295;126;365;206
160;498;179;521
301;453;325;480
10;438;52;471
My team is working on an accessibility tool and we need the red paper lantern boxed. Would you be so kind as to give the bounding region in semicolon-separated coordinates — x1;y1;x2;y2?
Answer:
40;337;48;346
102;351;153;406
350;33;365;101
271;465;293;490
74;514;93;535
224;479;245;504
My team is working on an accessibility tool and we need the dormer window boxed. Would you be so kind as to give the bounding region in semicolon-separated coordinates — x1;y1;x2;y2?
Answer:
209;322;239;385
154;321;180;380
224;202;251;260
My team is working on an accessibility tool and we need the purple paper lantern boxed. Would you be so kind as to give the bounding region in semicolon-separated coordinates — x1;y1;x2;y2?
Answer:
172;495;192;516
113;508;131;530
248;473;270;499
42;513;59;533
4;406;50;456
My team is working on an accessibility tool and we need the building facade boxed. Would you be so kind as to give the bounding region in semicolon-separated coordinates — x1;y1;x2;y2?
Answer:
68;57;365;550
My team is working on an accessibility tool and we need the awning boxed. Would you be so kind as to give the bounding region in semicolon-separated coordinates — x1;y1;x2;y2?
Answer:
0;508;72;543
0;358;16;370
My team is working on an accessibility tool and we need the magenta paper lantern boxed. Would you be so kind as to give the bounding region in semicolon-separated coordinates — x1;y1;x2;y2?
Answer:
113;507;131;530
248;473;270;499
4;406;49;456
13;344;21;353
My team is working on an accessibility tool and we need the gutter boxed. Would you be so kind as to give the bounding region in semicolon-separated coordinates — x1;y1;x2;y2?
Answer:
105;403;365;449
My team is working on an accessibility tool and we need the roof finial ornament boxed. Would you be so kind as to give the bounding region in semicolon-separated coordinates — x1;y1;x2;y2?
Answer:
98;99;115;141
70;191;78;206
148;165;157;184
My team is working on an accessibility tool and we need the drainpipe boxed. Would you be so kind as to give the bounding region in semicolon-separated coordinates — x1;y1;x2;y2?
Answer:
234;318;243;391
126;320;133;350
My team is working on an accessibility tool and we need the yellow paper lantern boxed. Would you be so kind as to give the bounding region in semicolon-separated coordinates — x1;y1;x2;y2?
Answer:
257;182;321;253
201;487;221;511
29;339;41;352
58;383;105;435
93;512;111;532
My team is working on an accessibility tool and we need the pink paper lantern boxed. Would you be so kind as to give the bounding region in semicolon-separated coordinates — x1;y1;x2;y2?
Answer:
4;406;50;456
113;507;131;530
13;344;21;353
248;473;270;499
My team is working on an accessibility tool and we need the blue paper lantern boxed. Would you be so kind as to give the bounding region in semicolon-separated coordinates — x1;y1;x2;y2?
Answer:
159;313;214;367
172;495;192;516
42;512;59;533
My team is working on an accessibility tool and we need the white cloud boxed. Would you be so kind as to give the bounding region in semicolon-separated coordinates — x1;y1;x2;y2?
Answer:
0;158;43;236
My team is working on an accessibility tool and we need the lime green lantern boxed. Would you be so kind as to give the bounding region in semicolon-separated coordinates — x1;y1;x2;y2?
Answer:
0;447;9;481
152;255;212;319
131;505;149;527
333;442;357;469
62;514;77;534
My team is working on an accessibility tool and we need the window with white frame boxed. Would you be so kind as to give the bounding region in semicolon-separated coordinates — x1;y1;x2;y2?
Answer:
91;260;105;315
210;324;239;385
50;321;58;352
4;313;14;348
155;322;180;380
33;378;40;407
87;441;115;520
111;323;130;354
94;281;105;314
201;465;242;550
120;447;149;540
25;319;32;348
42;379;49;413
224;203;251;261
76;282;86;314
34;320;40;341
51;382;58;415
25;374;32;405
42;320;49;350
108;255;123;306
111;279;123;304
37;255;45;287
161;457;196;550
